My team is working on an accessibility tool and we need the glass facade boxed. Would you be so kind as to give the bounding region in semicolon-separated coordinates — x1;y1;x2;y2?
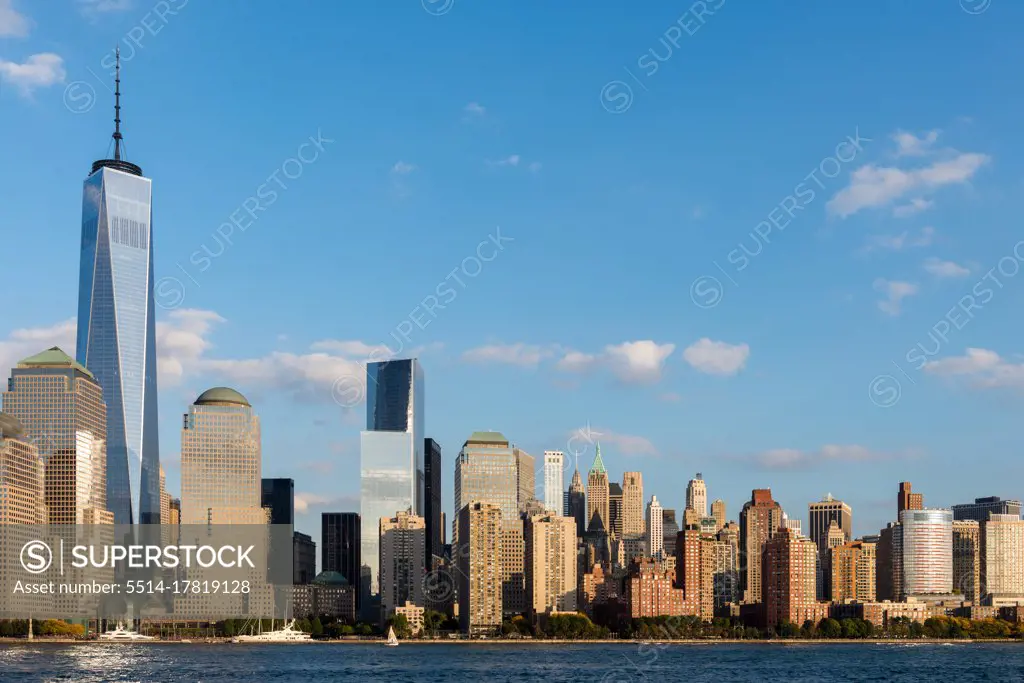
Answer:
76;166;160;525
900;508;953;596
360;359;424;614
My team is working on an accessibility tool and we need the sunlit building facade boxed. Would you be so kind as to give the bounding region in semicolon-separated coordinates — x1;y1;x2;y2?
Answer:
900;508;953;598
379;510;425;621
3;347;112;525
543;450;564;515
180;387;264;525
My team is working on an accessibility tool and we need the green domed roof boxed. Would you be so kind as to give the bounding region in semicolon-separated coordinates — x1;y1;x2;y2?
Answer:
0;413;26;440
194;387;250;407
312;570;349;586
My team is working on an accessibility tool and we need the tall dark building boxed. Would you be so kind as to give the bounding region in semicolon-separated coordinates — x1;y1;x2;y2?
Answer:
261;478;295;584
952;496;1023;522
261;478;295;526
424;438;442;567
293;532;316;585
898;482;923;515
608;483;623;538
323;512;361;587
662;508;679;549
568;469;586;537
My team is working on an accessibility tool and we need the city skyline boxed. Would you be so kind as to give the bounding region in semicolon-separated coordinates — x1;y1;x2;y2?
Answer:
3;2;1024;557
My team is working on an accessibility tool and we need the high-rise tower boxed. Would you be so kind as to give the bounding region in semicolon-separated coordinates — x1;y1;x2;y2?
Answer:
76;49;160;525
586;445;609;533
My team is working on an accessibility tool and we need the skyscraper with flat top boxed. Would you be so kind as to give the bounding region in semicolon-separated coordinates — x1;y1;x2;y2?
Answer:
622;471;644;537
739;489;783;603
898;482;923;515
424;438;442;566
360;358;424;611
543;451;564;514
76;51;160;525
686;473;707;517
3;347;112;525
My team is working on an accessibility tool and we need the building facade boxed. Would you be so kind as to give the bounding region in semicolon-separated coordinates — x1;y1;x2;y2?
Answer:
567;469;586;537
608;483;623;538
457;502;503;635
898;481;924;515
646;495;664;559
2;347;112;525
953;496;1023;523
808;495;853;600
586;447;610;533
75;70;160;525
762;527;826;630
542;450;564;515
981;513;1024;605
454;432;523;530
293;532;317;585
686;473;708;517
739;489;783;604
830;540;876;602
379;510;426;621
524;513;577;618
952;520;981;603
621;471;644;537
424;438;442;566
322;512;361;588
501;521;526;615
360;358;424;609
180;388;263;525
711;499;726;532
900;508;953;598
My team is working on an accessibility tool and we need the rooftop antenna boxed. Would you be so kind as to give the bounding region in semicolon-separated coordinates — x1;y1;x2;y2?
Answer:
113;47;123;161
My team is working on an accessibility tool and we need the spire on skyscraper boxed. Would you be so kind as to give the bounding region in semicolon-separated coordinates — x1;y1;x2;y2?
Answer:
589;443;606;475
91;46;142;177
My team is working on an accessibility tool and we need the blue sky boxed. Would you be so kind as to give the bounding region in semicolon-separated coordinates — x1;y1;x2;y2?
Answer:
2;0;1023;546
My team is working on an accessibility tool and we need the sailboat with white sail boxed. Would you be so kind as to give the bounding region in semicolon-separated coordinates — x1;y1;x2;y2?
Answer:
385;625;399;647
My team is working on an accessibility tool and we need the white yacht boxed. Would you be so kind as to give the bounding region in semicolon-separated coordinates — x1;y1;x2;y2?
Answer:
233;619;311;643
98;622;157;641
385;625;399;647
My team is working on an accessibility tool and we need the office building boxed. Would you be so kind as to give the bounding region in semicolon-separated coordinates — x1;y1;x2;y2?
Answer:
711;499;726;532
714;523;742;608
293;532;317;585
457;502;503;635
261;478;294;526
900;508;953;598
762;527;827;630
686;473;708;517
567;468;586;537
739;489;783;603
501;521;526;615
808;494;852;599
608;483;623;538
360;358;424;607
981;514;1024;605
75;53;160;524
379;510;426;620
876;522;899;602
953;496;1023;522
830;539;876;602
524;513;577;618
622;471;644;536
542;450;564;515
952;520;981;603
2;347;112;525
424;438;442;565
662;509;680;550
322;512;361;591
515;446;535;507
586;446;609;533
292;570;355;622
180;388;264;525
646;495;664;559
0;413;46;524
898;482;924;515
454;431;523;528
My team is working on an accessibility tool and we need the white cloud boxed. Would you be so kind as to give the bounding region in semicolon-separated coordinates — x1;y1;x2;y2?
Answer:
310;340;394;358
567;425;658;457
489;154;520;167
923;257;970;278
0;319;77;380
924;348;1024;388
156;309;224;386
892;129;939;157
293;492;357;514
462;343;555;368
873;278;918;316
863;226;934;253
0;53;66;96
755;444;895;470
892;198;934;218
682;338;750;376
391;161;416;175
0;0;30;37
827;152;989;219
556;341;675;385
76;0;133;14
464;102;486;116
556;350;599;374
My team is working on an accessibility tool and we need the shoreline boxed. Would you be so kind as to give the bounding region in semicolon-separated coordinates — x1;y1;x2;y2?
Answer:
1;637;1020;646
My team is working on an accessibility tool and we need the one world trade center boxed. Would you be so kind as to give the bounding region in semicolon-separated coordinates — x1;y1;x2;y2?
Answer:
76;50;161;525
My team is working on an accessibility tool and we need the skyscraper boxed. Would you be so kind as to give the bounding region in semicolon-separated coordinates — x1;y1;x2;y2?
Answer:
457;501;503;635
568;468;586;537
898;481;923;515
360;358;424;608
711;499;726;532
424;438;442;566
762;527;827;629
2;347;112;525
686;473;708;517
322;512;361;587
646;495;664;559
454;431;518;525
621;471;644;536
662;508;680;551
524;513;577;617
830;539;876;603
739;488;783;604
379;510;426;621
952;520;981;603
808;495;853;600
952;496;1023;522
980;514;1024;605
586;446;609;533
75;51;160;525
261;478;294;526
900;508;953;598
180;388;263;525
608;483;623;538
515;447;535;507
0;413;46;525
543;451;564;514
